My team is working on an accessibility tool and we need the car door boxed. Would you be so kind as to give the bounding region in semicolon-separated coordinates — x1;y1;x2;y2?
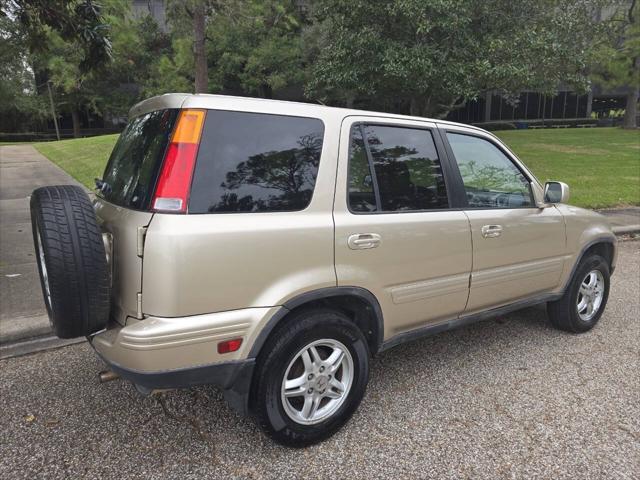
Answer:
439;125;566;314
333;117;472;339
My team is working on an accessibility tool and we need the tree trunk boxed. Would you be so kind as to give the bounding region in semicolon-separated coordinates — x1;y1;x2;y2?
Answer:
623;87;639;129
71;110;81;138
410;97;423;116
623;56;639;129
258;83;273;99
193;3;208;94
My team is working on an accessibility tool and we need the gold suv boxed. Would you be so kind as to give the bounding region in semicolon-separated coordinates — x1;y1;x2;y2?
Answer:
30;94;616;446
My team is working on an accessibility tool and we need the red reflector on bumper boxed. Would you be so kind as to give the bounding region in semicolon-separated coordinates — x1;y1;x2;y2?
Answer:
217;338;243;354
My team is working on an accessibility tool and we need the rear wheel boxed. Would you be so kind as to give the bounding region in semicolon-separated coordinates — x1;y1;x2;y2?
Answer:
30;185;110;338
547;253;610;333
252;309;369;447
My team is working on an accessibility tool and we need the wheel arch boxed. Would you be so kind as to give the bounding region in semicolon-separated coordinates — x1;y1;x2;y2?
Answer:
248;287;385;359
562;236;617;293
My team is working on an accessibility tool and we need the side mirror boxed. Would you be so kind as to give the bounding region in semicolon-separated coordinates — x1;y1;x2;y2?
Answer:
544;181;570;204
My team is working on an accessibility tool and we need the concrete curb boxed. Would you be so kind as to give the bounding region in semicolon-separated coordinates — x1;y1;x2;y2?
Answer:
0;314;51;344
612;225;640;235
0;335;85;360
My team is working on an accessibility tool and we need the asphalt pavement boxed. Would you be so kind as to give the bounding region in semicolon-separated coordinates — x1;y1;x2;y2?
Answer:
0;240;638;479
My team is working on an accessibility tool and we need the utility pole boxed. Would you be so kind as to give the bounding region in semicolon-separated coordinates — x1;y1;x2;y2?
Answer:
46;81;61;141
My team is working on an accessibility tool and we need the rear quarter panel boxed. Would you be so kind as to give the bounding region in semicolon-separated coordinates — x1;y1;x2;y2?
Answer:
142;107;343;317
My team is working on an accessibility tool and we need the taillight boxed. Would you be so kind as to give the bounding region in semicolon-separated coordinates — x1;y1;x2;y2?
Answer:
152;109;206;213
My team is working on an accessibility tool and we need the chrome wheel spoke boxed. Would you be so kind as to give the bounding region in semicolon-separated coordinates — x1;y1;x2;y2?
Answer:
308;346;322;366
308;396;321;419
284;386;306;398
326;348;345;373
301;350;314;372
324;389;342;399
284;375;307;398
329;377;345;395
301;395;314;418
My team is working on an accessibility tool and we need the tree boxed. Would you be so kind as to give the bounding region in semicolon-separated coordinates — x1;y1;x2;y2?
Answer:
592;1;639;128
161;0;306;97
165;0;213;93
40;1;161;136
2;0;112;71
0;14;47;133
307;0;603;118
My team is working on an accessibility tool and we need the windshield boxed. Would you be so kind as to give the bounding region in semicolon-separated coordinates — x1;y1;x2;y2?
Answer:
100;109;179;210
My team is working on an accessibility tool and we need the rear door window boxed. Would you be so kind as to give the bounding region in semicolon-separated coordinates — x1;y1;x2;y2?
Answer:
348;124;449;212
100;109;178;210
189;111;325;213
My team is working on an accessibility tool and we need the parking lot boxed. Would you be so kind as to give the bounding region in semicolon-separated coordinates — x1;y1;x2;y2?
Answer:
1;240;638;479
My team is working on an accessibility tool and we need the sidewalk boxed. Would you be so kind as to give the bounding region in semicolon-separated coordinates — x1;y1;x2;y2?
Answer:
0;145;86;354
597;207;640;235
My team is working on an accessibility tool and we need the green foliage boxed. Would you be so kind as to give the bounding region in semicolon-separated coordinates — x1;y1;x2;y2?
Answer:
0;14;47;131
307;0;602;117
4;0;113;71
142;35;194;96
591;3;639;92
206;0;306;97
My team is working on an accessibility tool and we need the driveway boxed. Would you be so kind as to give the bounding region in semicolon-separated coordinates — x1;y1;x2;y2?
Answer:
0;240;638;479
0;145;84;343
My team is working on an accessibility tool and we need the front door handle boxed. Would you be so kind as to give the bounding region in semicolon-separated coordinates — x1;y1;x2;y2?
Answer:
481;224;503;238
348;233;382;250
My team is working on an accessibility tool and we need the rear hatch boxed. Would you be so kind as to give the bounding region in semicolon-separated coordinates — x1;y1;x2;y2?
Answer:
94;108;179;325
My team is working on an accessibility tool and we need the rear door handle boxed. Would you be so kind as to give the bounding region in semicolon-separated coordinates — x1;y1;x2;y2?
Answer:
348;233;382;250
481;224;503;238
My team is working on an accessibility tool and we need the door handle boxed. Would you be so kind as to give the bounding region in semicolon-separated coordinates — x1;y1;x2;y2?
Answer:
348;233;382;250
481;225;503;238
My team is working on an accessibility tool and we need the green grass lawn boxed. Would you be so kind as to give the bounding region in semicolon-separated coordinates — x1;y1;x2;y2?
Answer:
32;127;639;209
496;127;639;208
34;135;119;189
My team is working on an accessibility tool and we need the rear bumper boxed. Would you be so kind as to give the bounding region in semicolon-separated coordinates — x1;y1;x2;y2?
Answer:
89;306;279;415
93;346;255;415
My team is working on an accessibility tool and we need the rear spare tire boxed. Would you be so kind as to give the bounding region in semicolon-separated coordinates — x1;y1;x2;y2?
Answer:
30;185;110;338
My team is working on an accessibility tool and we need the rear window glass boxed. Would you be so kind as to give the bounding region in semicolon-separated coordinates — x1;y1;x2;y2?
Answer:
189;111;324;213
100;109;178;210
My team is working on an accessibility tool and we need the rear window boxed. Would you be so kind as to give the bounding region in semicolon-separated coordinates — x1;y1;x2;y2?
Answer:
188;110;324;213
100;109;179;210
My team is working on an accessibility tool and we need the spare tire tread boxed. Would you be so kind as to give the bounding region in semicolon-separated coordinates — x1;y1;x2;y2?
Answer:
31;185;110;338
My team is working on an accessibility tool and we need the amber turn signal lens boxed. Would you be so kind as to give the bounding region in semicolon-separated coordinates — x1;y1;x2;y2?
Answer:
171;109;206;144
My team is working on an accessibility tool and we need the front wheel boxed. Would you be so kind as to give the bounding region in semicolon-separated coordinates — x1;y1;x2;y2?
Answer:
547;253;610;333
252;309;370;447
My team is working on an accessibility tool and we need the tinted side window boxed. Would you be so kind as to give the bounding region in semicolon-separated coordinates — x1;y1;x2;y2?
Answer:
189;111;324;213
348;124;449;212
447;133;533;208
101;109;178;210
348;127;377;212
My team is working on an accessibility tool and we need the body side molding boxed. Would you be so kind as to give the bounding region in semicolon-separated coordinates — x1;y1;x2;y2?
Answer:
381;235;616;352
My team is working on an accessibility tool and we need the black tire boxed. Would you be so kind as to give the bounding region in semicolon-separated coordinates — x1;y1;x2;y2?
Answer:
547;254;610;333
252;308;370;447
30;185;110;339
